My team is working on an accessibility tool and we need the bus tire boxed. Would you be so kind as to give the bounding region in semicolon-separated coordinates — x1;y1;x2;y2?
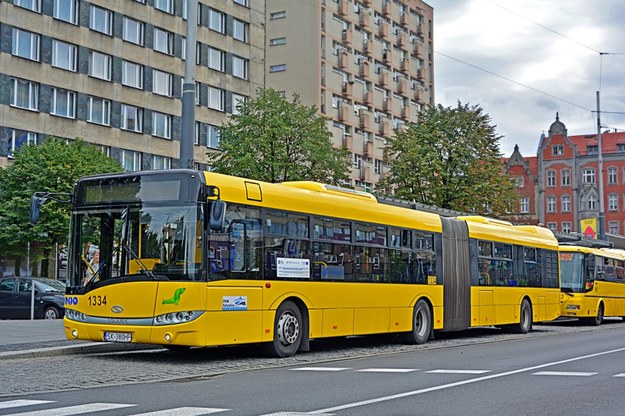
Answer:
402;299;431;345
513;299;532;334
262;300;302;358
583;302;604;326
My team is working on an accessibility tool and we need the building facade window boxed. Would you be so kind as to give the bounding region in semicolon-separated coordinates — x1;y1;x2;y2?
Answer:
89;51;112;81
587;145;598;154
12;29;40;61
154;27;173;55
209;9;225;33
270;64;287;72
520;197;529;213
546;170;556;187
609;193;619;211
15;0;41;12
232;55;248;79
588;195;597;211
10;78;38;110
208;124;220;148
208;47;225;71
561;222;572;234
122;60;144;89
561;195;571;213
233;0;249;6
608;167;618;184
123;17;144;45
609;221;619;235
87;96;111;125
270;11;287;19
51;88;76;118
51;40;77;71
547;196;556;213
552;144;563;155
120;104;143;132
152;70;173;97
152;112;171;139
154;0;173;14
152;155;172;170
231;93;246;115
8;131;37;157
561;169;570;186
89;5;113;35
582;168;595;184
53;0;78;24
546;222;557;232
207;86;225;111
121;150;142;171
270;37;287;46
232;19;249;42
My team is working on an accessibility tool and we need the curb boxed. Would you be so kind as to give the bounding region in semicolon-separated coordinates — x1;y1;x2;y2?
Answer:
0;342;161;359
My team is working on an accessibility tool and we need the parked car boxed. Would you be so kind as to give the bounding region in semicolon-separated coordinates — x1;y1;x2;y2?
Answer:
0;277;65;319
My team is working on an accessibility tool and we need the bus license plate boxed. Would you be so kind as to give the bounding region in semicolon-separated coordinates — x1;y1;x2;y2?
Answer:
103;332;132;343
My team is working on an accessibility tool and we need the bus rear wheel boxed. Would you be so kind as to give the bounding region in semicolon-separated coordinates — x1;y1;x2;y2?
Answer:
262;300;302;358
402;299;431;345
512;299;532;334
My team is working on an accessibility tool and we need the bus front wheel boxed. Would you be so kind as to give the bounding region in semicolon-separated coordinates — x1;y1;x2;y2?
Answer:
582;303;604;326
513;299;532;334
262;300;303;358
402;299;431;345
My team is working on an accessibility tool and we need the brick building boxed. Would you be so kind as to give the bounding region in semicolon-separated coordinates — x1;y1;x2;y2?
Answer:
504;113;625;237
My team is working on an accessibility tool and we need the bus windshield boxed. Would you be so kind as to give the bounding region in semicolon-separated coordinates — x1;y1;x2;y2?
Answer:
559;252;584;293
69;204;204;287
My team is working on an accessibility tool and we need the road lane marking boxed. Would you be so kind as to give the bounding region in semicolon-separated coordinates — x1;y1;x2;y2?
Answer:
426;369;491;375
2;402;135;416
308;346;625;414
130;407;229;415
290;367;350;372
259;413;334;416
356;368;418;373
0;400;54;409
614;373;625;377
532;371;597;377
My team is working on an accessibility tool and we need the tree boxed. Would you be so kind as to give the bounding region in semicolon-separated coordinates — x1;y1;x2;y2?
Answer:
207;88;351;184
379;102;518;216
0;138;123;275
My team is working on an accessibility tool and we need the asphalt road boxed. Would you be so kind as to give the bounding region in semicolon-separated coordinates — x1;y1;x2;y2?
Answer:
1;319;625;415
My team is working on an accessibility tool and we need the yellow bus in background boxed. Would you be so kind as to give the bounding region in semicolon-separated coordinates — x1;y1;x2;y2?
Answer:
560;246;625;325
33;170;560;357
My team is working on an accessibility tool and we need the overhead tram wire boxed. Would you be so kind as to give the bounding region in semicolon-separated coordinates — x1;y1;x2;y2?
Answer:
435;51;593;113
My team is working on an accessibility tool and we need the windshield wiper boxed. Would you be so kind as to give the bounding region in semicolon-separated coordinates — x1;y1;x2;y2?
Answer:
561;286;574;296
122;243;161;280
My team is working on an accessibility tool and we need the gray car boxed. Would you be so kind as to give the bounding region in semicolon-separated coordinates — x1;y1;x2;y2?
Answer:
0;277;65;319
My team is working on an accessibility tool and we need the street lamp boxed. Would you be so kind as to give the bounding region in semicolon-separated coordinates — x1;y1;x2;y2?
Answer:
596;91;605;240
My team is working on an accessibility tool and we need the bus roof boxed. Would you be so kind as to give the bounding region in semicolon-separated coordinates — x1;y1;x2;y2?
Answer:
560;245;625;260
458;216;558;249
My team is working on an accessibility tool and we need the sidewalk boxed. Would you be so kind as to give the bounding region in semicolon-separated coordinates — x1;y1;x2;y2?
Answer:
0;319;157;359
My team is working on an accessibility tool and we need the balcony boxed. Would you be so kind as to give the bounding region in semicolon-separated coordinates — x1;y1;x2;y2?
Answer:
414;87;425;102
401;106;410;119
342;80;353;95
359;112;370;129
338;51;349;69
360;165;372;181
397;32;407;48
378;21;389;37
363;140;374;156
382;48;392;64
383;97;392;112
378;71;389;86
416;67;426;81
382;1;391;17
342;29;352;46
397;78;407;94
379;121;390;136
342;134;353;150
338;105;348;122
400;12;409;25
338;0;348;16
413;42;425;58
400;58;410;72
359;10;370;27
363;90;373;105
359;61;370;78
363;39;373;55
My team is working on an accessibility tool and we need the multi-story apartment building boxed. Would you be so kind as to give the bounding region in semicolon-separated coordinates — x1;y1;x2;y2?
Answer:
265;0;434;190
504;114;625;237
0;0;264;170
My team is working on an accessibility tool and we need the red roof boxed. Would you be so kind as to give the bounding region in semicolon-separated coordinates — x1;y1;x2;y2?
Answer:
568;131;625;155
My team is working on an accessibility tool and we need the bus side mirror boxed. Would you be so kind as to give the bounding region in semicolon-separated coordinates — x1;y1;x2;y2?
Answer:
209;199;226;231
29;195;46;225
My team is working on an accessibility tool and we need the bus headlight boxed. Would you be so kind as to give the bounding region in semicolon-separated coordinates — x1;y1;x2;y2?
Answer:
65;309;88;322
153;310;203;326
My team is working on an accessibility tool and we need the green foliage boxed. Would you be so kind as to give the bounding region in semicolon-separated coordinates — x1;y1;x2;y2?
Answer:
207;88;351;184
379;102;518;216
0;137;123;257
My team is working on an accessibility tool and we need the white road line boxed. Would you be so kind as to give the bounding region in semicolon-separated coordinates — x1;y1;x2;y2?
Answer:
533;371;598;377
0;400;54;410
426;369;491;375
308;346;625;414
2;403;136;416
356;368;418;373
259;413;334;416
290;367;350;372
613;373;625;378
129;407;229;416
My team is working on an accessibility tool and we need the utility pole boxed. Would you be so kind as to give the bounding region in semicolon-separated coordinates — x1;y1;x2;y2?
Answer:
596;91;605;240
179;0;198;169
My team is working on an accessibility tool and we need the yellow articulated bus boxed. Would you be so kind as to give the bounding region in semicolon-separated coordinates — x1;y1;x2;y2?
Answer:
560;246;625;325
32;169;560;357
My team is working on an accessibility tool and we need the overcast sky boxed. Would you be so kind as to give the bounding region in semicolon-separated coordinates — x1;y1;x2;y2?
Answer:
425;0;625;157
